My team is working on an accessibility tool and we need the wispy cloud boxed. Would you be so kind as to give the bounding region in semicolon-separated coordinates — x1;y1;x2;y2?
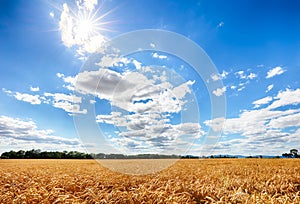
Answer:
266;84;274;93
252;96;273;108
152;52;167;59
3;89;86;115
266;66;286;79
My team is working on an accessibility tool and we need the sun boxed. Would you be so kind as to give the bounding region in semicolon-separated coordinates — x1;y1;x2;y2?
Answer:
59;1;116;54
72;6;114;42
75;13;98;40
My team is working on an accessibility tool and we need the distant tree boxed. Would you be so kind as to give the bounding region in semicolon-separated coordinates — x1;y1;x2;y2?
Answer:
290;149;299;157
282;153;293;158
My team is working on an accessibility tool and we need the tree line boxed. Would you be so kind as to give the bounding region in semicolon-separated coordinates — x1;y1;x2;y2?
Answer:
1;149;299;159
0;149;93;159
0;149;180;159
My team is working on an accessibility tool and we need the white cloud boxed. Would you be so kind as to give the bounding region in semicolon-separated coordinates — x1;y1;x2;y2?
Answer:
237;86;245;92
59;0;107;57
253;96;273;108
0;115;80;147
204;117;225;132
3;88;87;115
236;70;246;79
49;12;54;18
212;87;226;97
220;70;229;79
204;88;300;155
70;62;198;153
211;70;229;81
235;70;257;80
268;112;300;129
152;52;167;59
74;68;194;113
96;111;203;153
267;88;300;110
266;84;274;93
247;73;257;79
30;86;40;92
266;66;286;79
81;0;98;11
44;93;82;104
150;43;155;48
44;93;87;114
96;55;130;68
15;92;41;105
3;89;42;105
90;99;96;104
56;73;64;78
211;74;220;81
52;101;87;115
132;59;142;70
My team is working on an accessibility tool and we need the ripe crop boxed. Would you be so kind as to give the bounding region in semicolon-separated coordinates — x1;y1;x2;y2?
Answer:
1;159;300;203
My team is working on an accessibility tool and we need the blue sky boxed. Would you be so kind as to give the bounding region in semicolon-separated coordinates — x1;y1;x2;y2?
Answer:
0;0;299;156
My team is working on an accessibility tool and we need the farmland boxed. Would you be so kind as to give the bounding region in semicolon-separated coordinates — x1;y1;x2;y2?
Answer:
1;159;300;203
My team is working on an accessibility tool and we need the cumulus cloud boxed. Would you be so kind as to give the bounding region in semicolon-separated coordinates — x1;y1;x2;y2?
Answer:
204;88;300;155
65;57;200;153
212;87;226;97
268;112;300;129
267;88;300;110
15;93;41;105
0;115;80;146
73;67;194;114
96;111;204;152
266;66;286;79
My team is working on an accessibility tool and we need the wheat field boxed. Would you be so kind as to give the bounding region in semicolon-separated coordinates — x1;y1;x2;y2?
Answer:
1;159;300;203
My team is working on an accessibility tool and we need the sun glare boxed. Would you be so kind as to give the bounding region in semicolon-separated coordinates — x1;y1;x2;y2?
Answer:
71;6;115;42
76;17;96;39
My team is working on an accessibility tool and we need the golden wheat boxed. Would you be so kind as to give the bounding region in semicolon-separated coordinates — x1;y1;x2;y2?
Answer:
1;159;300;203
